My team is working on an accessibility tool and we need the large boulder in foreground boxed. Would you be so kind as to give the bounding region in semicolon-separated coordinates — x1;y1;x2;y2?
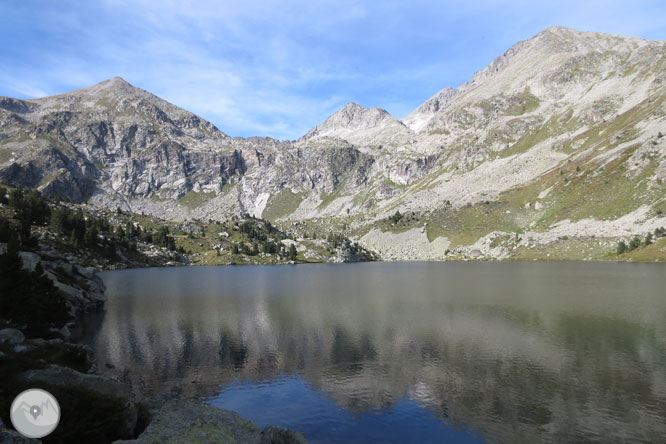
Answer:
18;365;138;440
113;400;307;444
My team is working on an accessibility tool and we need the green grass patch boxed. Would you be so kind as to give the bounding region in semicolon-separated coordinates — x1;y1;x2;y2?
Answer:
178;190;216;209
534;146;658;226
500;112;579;158
512;238;614;261
506;89;541;116
262;188;304;220
0;148;14;162
614;237;666;262
425;201;524;246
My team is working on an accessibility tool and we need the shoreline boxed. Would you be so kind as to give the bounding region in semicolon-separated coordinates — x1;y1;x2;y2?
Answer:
0;242;308;443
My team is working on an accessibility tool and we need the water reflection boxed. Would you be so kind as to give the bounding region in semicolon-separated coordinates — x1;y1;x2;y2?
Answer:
81;262;666;443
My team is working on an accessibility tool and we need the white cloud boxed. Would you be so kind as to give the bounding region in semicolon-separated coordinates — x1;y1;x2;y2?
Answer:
1;0;664;139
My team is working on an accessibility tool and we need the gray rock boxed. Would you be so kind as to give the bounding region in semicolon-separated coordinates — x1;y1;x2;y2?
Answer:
113;400;306;444
20;365;132;399
0;329;25;345
18;252;40;272
0;429;41;443
19;365;137;439
1;416;40;443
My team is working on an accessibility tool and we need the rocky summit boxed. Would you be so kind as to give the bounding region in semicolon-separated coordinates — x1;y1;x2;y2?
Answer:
1;26;665;261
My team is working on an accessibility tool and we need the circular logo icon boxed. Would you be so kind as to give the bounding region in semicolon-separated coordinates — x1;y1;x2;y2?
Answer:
10;389;60;438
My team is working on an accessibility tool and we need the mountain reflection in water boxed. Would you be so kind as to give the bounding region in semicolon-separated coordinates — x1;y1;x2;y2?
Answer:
80;262;666;443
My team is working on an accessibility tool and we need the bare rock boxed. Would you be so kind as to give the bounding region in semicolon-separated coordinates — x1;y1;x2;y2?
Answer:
0;329;25;345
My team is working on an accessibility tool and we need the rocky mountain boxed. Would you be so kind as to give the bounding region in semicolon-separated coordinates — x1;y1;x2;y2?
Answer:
301;101;415;146
1;26;665;261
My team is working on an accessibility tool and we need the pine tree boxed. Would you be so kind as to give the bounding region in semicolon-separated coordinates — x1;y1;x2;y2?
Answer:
288;244;297;261
84;226;98;248
616;241;626;254
629;235;641;251
0;214;12;242
50;206;67;233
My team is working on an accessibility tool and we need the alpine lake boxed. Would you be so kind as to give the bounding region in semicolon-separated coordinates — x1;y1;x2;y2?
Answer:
80;261;666;443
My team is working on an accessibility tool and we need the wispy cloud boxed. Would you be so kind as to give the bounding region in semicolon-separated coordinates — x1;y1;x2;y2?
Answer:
1;0;664;139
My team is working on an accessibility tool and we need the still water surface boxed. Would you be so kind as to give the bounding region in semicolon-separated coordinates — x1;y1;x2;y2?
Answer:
81;262;666;443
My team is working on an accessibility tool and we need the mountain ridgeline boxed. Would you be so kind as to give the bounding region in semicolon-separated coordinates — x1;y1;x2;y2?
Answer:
1;26;665;261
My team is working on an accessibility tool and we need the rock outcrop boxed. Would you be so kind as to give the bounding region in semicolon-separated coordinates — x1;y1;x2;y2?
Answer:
113;400;306;444
19;365;138;439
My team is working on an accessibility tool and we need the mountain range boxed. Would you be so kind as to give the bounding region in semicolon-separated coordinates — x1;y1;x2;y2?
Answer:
1;26;665;260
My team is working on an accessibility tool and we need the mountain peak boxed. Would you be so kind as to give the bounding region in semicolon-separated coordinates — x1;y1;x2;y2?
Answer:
300;101;412;145
537;25;579;36
82;76;139;96
102;76;132;87
339;101;364;111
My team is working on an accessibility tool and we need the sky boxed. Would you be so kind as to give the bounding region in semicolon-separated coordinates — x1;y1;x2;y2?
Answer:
1;1;665;140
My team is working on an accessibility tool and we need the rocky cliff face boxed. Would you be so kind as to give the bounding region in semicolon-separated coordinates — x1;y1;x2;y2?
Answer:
1;27;665;260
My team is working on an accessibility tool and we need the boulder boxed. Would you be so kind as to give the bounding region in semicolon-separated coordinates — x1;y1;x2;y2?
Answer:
20;364;131;400
0;328;25;345
0;429;41;443
19;365;137;439
0;416;41;443
18;252;40;272
113;400;307;444
469;249;483;258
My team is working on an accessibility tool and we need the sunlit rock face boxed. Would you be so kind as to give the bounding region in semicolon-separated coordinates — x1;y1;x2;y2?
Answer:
81;263;666;443
2;27;666;258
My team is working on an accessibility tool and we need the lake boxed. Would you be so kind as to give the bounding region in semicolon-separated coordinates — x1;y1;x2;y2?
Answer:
80;262;666;443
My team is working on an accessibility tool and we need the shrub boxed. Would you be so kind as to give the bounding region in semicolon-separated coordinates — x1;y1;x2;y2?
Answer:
645;232;653;246
629;235;641;251
388;210;403;224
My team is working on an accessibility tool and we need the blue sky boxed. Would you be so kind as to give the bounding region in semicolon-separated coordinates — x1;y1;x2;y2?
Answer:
1;1;665;140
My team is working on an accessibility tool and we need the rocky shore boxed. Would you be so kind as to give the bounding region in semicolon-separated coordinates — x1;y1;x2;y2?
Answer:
0;244;307;443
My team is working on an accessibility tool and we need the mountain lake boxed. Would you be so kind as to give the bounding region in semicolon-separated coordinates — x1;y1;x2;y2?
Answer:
80;261;666;443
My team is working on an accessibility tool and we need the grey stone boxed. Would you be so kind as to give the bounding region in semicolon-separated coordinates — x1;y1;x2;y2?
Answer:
0;429;41;443
0;329;25;345
18;252;40;272
19;365;137;439
20;365;132;399
469;249;483;258
113;400;307;444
